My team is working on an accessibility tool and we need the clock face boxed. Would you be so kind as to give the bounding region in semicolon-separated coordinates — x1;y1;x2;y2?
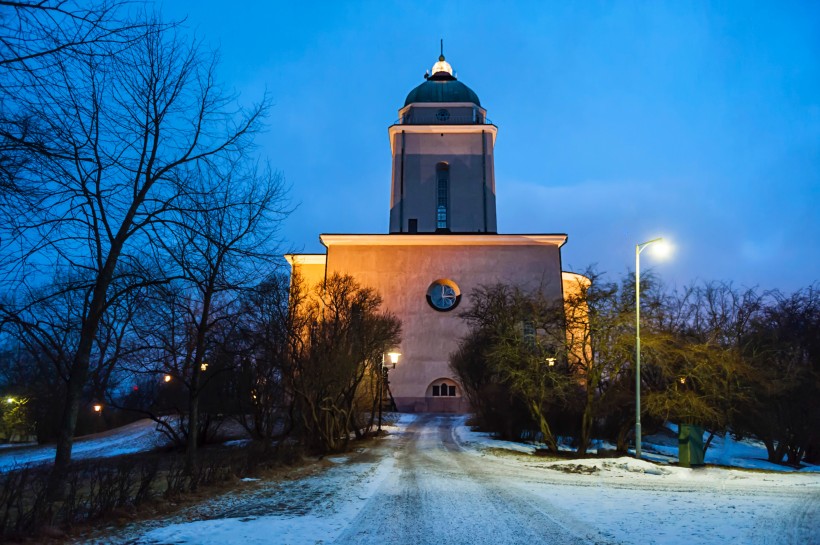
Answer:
436;108;450;122
426;279;461;312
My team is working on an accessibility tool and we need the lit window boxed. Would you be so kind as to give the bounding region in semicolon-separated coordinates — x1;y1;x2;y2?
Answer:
436;163;449;230
523;320;535;348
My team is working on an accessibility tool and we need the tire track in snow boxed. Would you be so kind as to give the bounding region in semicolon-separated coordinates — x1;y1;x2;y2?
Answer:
333;415;602;545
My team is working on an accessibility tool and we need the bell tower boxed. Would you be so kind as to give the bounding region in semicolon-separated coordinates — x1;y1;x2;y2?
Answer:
388;54;498;234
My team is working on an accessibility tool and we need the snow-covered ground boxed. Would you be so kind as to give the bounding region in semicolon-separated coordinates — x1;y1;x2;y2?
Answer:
456;421;820;545
0;419;172;471
459;422;820;473
70;414;820;545
5;414;815;475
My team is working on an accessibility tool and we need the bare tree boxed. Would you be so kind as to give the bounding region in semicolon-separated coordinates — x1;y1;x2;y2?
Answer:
739;287;820;465
0;12;271;475
0;1;149;196
290;274;401;453
0;284;77;442
0;1;140;67
232;272;306;448
148;161;287;471
0;269;149;441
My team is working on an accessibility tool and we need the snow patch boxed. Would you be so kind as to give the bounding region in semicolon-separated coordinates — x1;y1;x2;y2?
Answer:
326;456;349;464
0;418;173;471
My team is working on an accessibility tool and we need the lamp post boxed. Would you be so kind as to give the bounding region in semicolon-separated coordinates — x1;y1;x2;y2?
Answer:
635;237;665;460
378;350;401;433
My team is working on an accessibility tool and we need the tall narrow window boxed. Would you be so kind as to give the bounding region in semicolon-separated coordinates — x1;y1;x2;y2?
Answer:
436;163;449;230
523;320;535;349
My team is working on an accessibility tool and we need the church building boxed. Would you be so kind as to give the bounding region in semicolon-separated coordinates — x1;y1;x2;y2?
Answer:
287;54;579;413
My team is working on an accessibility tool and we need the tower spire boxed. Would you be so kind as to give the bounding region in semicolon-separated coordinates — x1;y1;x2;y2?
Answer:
431;39;452;76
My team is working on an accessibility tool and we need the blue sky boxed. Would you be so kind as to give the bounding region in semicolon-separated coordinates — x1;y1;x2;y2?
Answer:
159;1;819;292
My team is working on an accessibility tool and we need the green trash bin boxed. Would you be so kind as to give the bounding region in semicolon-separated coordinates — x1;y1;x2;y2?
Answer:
678;424;705;468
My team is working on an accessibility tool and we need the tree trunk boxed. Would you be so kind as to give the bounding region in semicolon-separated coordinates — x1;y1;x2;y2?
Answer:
616;423;631;453
532;402;558;453
186;390;200;476
786;444;803;467
577;390;595;455
703;431;715;454
765;440;787;464
52;243;124;483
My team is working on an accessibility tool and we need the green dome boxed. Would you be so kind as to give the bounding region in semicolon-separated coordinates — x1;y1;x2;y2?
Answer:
404;73;481;107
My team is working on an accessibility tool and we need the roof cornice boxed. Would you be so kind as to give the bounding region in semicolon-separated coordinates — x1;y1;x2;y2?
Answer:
388;124;498;153
320;233;567;248
285;254;327;266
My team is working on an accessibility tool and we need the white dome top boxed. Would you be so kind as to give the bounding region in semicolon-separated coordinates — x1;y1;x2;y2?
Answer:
431;55;453;76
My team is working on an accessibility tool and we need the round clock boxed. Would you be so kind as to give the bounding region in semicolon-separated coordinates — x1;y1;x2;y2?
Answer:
435;108;450;122
426;279;461;312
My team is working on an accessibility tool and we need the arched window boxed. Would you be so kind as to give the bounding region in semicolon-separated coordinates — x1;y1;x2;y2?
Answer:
430;380;458;397
436;163;449;230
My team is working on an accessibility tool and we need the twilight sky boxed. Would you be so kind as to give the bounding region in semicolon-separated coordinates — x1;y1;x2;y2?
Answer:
159;1;819;292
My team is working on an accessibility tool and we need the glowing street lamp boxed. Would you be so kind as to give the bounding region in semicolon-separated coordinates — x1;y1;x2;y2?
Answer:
5;397;14;404
93;403;103;413
163;374;172;383
635;237;671;460
378;349;401;432
386;351;401;369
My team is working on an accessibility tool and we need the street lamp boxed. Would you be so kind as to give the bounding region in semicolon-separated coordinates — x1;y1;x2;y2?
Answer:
378;349;401;432
386;351;401;369
635;237;669;459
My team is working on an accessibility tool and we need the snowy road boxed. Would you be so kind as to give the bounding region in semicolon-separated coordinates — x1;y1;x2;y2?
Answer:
332;415;590;545
89;414;819;545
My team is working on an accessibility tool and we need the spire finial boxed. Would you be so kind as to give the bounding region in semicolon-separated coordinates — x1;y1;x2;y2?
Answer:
430;40;453;77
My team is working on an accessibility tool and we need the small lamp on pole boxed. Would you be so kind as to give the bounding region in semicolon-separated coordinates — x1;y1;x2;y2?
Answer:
378;349;401;433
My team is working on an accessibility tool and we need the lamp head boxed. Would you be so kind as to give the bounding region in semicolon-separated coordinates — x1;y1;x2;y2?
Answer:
649;239;673;259
387;351;401;367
